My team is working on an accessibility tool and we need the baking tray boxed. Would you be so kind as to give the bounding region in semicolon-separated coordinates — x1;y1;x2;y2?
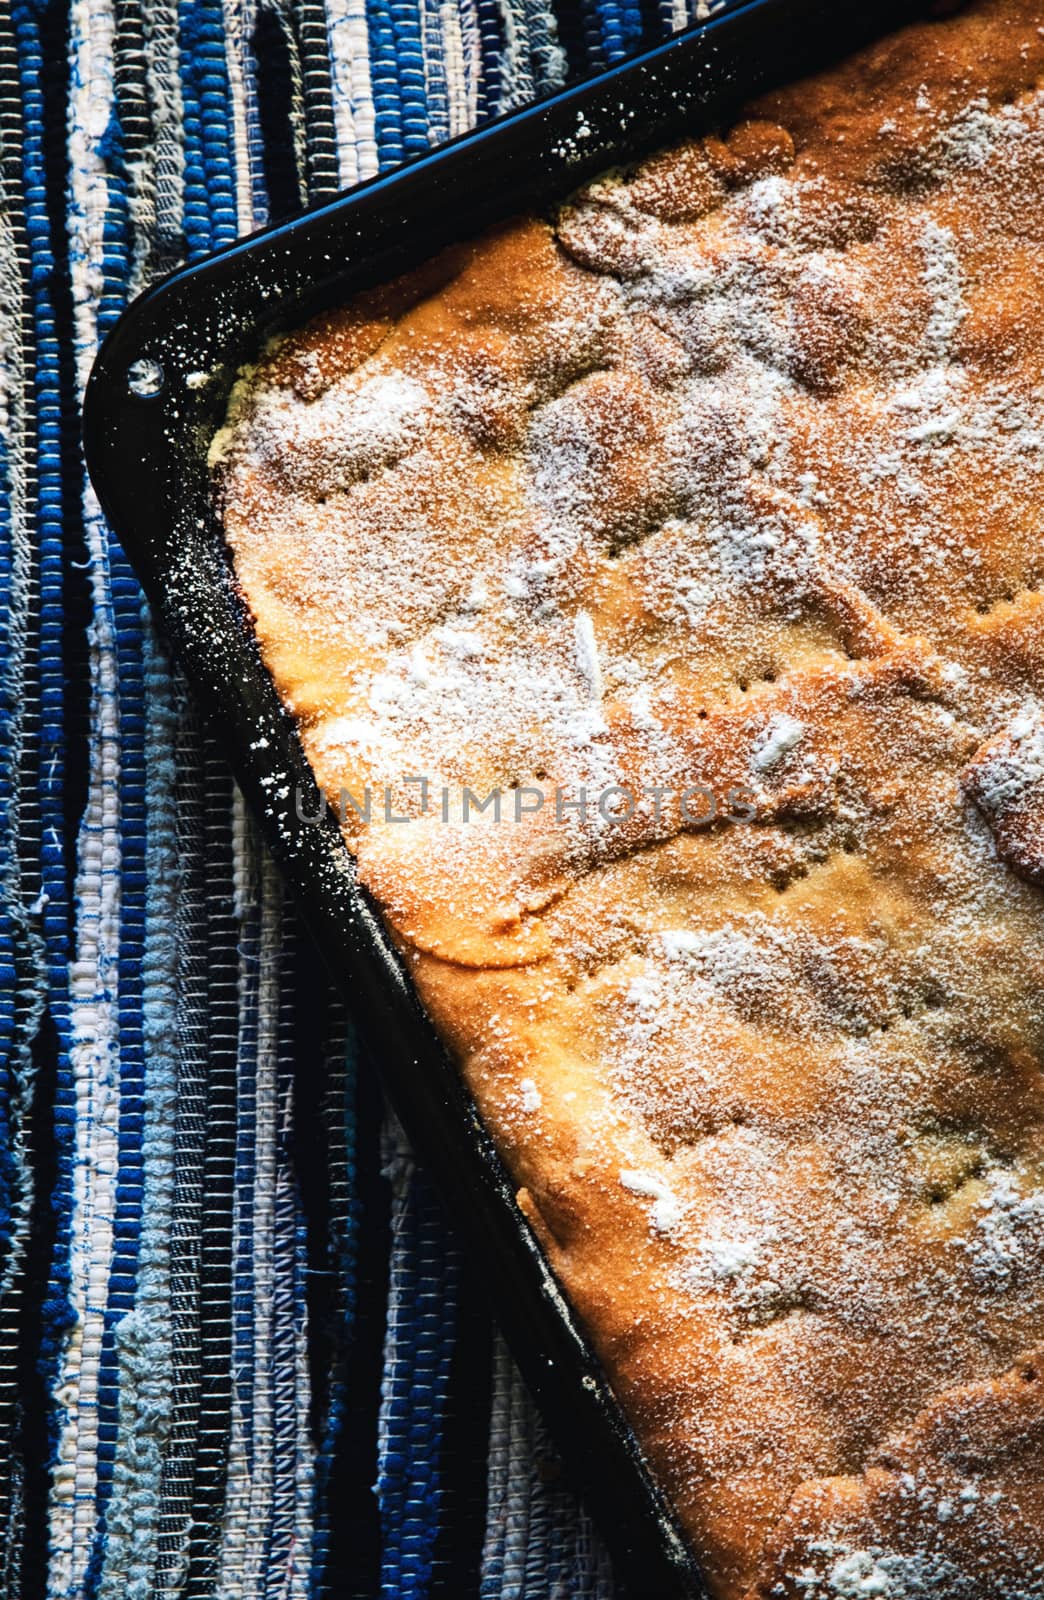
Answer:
83;2;928;1592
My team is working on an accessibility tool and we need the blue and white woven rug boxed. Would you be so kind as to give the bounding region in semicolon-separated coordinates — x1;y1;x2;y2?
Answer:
0;0;717;1592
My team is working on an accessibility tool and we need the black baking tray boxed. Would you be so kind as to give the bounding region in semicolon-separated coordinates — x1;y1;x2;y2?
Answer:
83;2;929;1592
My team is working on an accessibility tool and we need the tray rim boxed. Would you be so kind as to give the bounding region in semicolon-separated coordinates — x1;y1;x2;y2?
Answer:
82;4;927;1591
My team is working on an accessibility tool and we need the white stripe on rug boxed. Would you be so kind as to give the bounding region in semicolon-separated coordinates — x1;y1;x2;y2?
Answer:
324;0;380;187
223;0;265;234
456;0;482;129
440;0;473;139
495;0;535;113
48;0;123;1589
216;826;283;1599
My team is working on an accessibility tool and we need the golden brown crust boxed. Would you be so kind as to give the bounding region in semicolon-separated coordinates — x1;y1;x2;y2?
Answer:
745;1350;1044;1600
215;4;1044;1594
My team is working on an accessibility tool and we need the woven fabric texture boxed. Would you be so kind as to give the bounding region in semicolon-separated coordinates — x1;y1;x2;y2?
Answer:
0;0;719;1592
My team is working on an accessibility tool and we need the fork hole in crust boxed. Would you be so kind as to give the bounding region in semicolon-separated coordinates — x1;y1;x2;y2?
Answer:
976;587;1019;614
736;663;780;693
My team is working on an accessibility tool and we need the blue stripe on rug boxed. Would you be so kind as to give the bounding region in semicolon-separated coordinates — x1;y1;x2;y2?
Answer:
377;1136;460;1600
179;0;239;257
388;0;429;156
366;0;407;168
5;0;72;1543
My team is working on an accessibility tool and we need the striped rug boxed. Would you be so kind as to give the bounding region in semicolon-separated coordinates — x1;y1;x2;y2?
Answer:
0;0;719;1592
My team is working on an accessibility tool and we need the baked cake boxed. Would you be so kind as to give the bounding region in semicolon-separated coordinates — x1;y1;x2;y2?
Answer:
213;3;1044;1593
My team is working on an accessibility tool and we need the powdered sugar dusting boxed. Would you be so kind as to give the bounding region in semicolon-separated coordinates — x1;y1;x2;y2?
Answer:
216;14;1044;1589
753;713;805;771
620;1167;685;1234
